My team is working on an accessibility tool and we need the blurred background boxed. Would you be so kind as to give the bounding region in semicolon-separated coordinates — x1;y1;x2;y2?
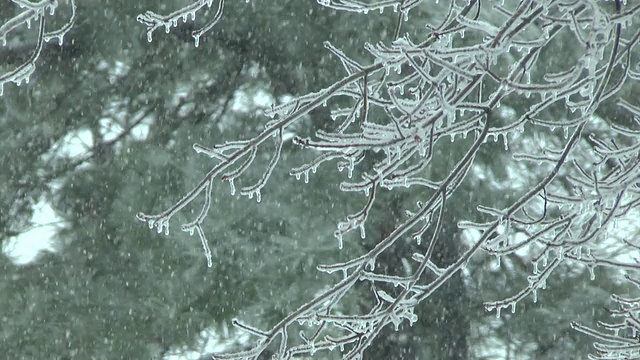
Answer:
1;1;638;359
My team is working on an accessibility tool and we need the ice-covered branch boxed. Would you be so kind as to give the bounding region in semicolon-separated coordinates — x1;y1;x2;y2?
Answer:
137;0;640;357
572;275;640;359
0;0;76;95
137;0;224;47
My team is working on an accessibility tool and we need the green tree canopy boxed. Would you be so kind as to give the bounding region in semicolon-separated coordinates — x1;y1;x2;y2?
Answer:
2;1;640;359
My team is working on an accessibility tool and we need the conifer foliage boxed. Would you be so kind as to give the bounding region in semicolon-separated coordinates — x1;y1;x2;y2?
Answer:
3;0;640;359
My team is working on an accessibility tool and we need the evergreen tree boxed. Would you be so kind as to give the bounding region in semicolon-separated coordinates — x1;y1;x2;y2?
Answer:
2;1;640;359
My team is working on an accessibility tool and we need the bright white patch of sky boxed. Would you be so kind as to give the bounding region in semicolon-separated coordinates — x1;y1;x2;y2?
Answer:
3;116;151;263
3;128;92;263
2;199;59;264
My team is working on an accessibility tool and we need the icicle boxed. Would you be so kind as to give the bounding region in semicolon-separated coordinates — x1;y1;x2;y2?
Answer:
229;178;236;195
588;264;595;280
418;144;426;157
511;302;516;313
359;224;366;239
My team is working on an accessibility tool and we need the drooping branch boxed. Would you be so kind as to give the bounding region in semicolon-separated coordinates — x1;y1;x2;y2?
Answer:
136;0;640;358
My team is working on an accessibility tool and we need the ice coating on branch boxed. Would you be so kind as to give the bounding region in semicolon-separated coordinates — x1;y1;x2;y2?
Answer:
0;0;77;93
132;0;640;358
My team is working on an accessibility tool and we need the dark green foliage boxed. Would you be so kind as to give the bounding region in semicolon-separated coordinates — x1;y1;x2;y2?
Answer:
2;1;639;359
